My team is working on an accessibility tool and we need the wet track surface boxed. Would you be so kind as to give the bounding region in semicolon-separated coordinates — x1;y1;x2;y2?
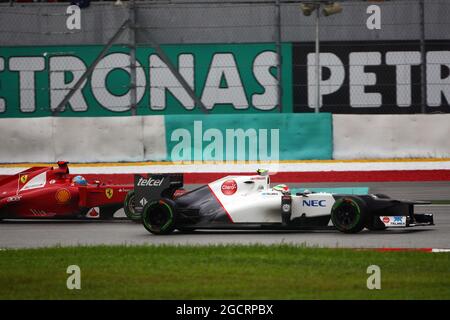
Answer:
0;204;448;249
0;182;449;249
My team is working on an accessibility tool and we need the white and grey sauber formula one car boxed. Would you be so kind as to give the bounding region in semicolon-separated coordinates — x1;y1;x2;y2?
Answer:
126;170;434;235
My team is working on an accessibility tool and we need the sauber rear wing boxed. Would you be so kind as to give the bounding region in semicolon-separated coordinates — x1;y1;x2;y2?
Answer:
133;173;183;213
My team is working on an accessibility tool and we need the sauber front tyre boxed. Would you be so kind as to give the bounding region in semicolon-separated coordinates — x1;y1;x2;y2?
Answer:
331;196;369;234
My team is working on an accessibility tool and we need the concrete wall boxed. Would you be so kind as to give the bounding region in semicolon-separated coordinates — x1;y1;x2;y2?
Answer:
0;116;166;163
333;114;450;159
0;0;449;46
1;114;449;163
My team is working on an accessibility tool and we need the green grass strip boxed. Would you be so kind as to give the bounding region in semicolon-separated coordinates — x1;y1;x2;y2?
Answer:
429;200;450;205
0;244;449;300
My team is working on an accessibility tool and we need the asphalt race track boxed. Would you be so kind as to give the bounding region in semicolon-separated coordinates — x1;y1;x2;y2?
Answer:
1;182;449;249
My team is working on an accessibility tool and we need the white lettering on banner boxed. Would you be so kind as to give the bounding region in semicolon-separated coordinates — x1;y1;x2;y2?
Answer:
2;49;450;114
349;52;382;108
170;121;279;162
386;52;421;107
366;5;381;30
50;56;88;112
307;53;345;109
252;51;278;110
91;53;146;112
9;57;45;112
427;51;450;107
0;58;4;112
150;54;195;110
66;5;81;30
201;53;249;110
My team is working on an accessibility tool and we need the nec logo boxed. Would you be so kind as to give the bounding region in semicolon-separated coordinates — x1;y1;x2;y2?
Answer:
302;200;326;207
137;177;164;187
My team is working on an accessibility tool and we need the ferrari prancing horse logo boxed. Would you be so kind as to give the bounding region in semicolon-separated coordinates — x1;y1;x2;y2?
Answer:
20;175;28;184
105;188;114;199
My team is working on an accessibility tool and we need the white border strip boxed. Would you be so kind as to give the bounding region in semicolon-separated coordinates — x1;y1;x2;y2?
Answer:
0;160;450;175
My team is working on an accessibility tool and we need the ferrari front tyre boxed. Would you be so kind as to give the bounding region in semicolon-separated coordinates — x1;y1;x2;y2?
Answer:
124;190;141;221
331;196;368;234
142;198;176;235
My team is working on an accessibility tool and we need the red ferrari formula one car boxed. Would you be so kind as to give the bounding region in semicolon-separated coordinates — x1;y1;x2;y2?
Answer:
0;161;133;220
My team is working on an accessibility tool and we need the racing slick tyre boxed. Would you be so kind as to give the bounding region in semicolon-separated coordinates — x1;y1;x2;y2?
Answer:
124;190;141;222
142;198;176;235
331;196;369;234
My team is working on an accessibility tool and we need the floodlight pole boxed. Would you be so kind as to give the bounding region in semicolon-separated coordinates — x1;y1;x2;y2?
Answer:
314;3;320;113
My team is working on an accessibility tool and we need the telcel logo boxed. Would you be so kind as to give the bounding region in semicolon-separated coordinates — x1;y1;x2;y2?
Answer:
137;177;164;187
302;200;326;207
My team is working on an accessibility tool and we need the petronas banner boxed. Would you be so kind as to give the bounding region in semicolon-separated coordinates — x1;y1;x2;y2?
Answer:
0;43;292;117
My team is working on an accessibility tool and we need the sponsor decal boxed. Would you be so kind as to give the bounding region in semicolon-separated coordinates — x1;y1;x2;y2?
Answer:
55;188;71;204
6;195;22;202
381;216;406;227
139;198;148;206
293;41;450;114
49;179;56;184
105;188;114;199
173;189;187;198
282;204;291;213
29;209;56;217
20;175;28;184
251;176;267;181
221;179;237;195
137;177;165;187
86;207;99;218
302;199;326;207
0;44;292;117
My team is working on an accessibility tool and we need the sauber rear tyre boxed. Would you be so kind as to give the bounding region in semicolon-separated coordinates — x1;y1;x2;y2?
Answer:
331;196;368;234
124;190;141;222
142;198;176;235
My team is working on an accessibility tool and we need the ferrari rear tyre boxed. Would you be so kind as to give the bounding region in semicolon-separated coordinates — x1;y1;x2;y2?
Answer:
124;190;141;221
331;196;368;234
142;198;176;235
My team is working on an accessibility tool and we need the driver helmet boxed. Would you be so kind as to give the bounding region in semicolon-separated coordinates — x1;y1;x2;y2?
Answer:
273;184;290;194
72;175;88;186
